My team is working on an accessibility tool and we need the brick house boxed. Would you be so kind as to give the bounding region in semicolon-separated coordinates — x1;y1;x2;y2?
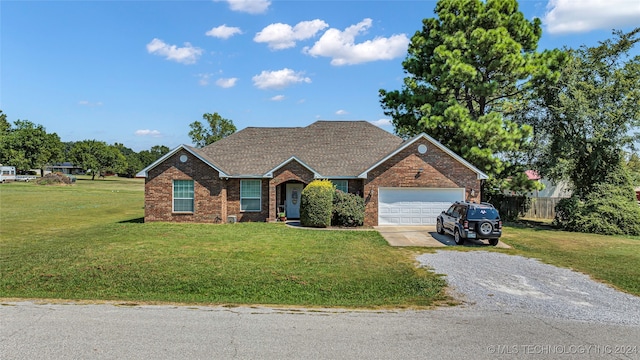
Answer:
137;121;488;226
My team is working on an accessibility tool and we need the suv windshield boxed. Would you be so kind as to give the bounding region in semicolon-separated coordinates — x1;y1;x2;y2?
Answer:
467;207;500;220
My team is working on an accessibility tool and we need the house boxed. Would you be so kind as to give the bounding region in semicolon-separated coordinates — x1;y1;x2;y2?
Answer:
137;121;488;226
525;170;572;198
45;162;85;175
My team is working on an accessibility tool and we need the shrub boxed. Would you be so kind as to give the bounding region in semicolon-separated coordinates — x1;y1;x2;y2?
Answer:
554;184;640;236
553;196;582;229
300;180;334;228
332;190;365;227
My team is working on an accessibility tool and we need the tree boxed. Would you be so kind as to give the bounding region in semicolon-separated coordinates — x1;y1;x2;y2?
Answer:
379;0;563;193
0;118;63;173
0;110;10;136
528;28;640;199
69;140;125;180
138;145;169;167
114;143;143;178
628;153;640;186
188;112;236;148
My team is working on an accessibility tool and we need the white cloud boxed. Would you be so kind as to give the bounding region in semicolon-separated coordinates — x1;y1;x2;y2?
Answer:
335;109;348;115
370;119;392;127
254;19;328;50
271;95;286;101
544;0;640;34
303;18;409;66
206;25;243;39
78;100;103;107
135;129;162;137
146;38;203;64
252;68;311;90
216;77;238;88
214;0;270;14
197;73;213;86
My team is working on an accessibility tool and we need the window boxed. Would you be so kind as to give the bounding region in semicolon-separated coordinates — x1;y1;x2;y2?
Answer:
241;179;261;212
331;180;348;193
173;180;194;212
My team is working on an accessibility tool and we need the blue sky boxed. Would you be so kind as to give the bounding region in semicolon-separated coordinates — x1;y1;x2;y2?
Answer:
2;0;639;151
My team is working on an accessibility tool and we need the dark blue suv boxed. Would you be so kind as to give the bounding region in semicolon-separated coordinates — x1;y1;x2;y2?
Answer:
436;201;502;246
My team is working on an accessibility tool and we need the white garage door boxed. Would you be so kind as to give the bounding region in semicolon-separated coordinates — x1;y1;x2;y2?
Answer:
378;188;464;225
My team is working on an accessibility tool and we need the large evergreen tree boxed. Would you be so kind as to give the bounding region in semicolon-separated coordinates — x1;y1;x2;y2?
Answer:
379;0;563;192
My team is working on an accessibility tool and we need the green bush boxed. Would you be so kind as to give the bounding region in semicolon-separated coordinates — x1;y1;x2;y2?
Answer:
554;184;640;236
300;180;334;228
332;190;365;227
553;196;582;229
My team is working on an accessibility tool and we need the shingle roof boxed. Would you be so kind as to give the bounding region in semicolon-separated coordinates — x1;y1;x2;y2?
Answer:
196;121;403;177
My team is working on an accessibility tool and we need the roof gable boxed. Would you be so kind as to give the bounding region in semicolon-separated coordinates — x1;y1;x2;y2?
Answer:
358;133;489;180
263;156;322;179
135;144;229;178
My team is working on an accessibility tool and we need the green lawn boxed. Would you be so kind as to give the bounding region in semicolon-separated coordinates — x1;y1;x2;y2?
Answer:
1;177;638;307
0;177;446;307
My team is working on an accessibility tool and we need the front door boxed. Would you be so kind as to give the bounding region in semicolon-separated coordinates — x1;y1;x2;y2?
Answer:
285;183;304;219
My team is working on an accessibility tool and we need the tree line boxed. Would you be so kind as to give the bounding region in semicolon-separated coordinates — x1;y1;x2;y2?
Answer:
0;110;170;179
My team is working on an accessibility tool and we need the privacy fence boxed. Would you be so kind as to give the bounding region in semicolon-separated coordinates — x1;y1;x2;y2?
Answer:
485;195;564;220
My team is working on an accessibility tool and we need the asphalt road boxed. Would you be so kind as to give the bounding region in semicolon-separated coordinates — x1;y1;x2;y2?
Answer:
1;301;639;360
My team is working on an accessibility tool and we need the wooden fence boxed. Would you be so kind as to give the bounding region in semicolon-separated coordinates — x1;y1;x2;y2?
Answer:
524;197;564;219
489;196;565;220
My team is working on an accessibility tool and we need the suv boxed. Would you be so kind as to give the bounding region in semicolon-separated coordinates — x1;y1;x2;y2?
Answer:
436;201;502;246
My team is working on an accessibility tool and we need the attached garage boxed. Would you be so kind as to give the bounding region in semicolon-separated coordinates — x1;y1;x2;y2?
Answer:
378;188;464;226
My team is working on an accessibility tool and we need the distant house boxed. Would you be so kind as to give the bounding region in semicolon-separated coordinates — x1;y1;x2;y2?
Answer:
137;121;488;226
635;187;640;203
522;170;572;219
45;162;84;175
526;170;572;199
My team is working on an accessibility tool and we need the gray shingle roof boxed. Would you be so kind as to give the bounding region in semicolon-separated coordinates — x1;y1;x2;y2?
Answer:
196;121;403;177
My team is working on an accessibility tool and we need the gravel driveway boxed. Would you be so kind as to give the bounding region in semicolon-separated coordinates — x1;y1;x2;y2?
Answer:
417;251;640;325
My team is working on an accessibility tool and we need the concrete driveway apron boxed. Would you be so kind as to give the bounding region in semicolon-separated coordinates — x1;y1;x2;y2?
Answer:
375;226;510;248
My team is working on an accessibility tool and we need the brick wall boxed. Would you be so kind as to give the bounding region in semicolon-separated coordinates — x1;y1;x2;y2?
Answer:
226;178;270;222
145;151;225;223
363;139;481;226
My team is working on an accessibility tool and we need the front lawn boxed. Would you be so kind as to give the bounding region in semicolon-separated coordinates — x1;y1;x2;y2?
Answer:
0;177;446;307
2;177;638;306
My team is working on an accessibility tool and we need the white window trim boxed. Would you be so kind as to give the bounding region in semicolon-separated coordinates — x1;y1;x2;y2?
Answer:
331;180;348;193
240;179;262;212
173;179;194;213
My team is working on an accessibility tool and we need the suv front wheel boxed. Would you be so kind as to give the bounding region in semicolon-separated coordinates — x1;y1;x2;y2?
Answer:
436;219;445;235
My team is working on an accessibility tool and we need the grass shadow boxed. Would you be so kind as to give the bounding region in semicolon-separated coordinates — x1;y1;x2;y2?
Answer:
119;217;145;224
506;219;559;231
